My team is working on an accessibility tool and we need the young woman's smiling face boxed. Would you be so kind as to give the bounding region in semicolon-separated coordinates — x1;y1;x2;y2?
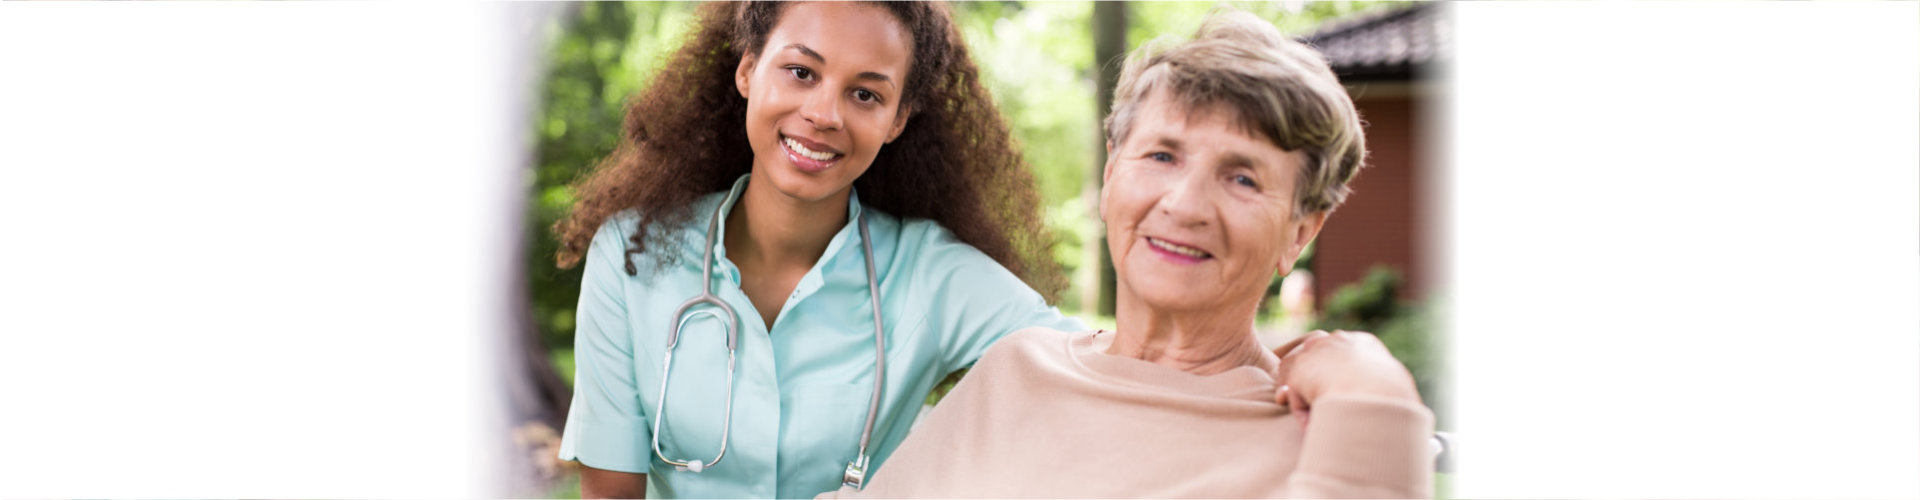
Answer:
735;2;914;203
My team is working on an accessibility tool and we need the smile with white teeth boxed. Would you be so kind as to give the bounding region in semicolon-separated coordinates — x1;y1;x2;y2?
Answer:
1147;237;1211;258
783;136;841;162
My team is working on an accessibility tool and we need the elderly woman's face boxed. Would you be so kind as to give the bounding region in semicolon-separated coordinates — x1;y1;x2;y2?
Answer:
1101;91;1327;313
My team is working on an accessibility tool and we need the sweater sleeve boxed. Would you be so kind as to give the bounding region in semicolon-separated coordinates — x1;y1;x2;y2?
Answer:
1288;394;1436;499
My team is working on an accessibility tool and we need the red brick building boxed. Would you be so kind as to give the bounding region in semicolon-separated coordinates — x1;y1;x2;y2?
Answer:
1299;3;1446;305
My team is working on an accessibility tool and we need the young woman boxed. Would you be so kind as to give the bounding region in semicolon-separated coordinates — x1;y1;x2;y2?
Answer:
550;2;1080;497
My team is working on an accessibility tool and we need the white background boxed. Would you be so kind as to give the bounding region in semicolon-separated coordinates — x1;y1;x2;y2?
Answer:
1;2;1915;498
0;3;536;497
1448;2;1918;499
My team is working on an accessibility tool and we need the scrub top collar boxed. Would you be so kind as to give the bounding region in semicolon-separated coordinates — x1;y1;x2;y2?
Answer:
698;174;870;306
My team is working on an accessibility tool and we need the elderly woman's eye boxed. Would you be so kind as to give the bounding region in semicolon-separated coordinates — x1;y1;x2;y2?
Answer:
787;66;813;81
1233;174;1258;188
1149;152;1174;163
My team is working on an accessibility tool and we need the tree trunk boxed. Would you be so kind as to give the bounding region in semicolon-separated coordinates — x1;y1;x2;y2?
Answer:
1090;1;1127;316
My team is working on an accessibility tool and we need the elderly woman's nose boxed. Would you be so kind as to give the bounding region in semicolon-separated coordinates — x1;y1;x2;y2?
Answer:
1153;172;1214;225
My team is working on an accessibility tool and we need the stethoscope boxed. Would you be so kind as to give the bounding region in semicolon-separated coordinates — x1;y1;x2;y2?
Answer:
651;198;888;490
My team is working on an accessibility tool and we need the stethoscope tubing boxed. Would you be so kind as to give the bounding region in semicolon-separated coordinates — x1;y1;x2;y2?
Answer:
651;196;887;489
652;196;743;472
845;210;886;488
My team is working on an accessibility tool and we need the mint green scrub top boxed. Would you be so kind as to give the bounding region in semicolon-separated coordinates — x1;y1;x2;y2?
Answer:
557;175;1085;498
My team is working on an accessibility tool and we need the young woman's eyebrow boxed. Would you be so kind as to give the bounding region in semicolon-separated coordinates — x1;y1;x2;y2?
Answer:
783;43;825;64
856;72;895;90
781;43;896;90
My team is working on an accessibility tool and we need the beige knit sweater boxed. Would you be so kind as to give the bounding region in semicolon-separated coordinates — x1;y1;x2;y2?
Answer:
819;327;1433;498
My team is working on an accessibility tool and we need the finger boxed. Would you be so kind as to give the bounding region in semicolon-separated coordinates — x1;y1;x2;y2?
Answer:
1295;330;1333;356
1274;330;1328;386
1274;353;1293;391
1272;332;1315;386
1289;388;1311;431
1287;382;1310;412
1333;329;1386;348
1297;330;1334;352
1271;330;1326;358
1325;331;1394;358
1352;330;1388;349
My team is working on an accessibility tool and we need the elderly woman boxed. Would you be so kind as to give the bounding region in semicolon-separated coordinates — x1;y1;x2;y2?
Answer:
819;9;1433;499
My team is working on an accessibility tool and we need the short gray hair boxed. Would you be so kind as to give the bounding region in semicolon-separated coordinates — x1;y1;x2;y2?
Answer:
1104;9;1367;215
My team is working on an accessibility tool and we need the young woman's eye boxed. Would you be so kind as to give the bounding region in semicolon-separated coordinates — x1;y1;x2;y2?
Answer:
1148;152;1174;163
852;89;880;104
786;66;814;81
1232;174;1259;188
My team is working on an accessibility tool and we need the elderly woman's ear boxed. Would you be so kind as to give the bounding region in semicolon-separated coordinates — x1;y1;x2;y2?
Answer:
1277;211;1330;274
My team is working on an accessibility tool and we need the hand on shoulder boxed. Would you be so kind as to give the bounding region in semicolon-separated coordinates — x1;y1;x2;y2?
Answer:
1272;330;1422;426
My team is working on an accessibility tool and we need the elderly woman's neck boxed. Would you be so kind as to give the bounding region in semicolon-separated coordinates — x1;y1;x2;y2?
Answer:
1105;303;1280;376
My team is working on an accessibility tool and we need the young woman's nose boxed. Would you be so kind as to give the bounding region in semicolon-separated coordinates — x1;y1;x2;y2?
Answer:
800;88;842;131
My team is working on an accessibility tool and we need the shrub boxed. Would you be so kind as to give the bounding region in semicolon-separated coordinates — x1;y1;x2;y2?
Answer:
1313;266;1448;430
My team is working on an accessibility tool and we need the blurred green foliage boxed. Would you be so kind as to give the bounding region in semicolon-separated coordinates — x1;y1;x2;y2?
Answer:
527;2;701;354
530;5;1438;496
1129;1;1413;45
528;1;1415;354
525;0;1426;400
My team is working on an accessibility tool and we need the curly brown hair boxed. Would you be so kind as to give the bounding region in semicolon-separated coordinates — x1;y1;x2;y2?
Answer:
552;1;1064;302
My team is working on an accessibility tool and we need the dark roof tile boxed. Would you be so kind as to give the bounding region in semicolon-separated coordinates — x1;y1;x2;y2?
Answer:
1300;3;1447;80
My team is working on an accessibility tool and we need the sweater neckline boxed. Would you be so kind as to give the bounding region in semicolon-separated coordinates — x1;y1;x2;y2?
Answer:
1066;329;1279;403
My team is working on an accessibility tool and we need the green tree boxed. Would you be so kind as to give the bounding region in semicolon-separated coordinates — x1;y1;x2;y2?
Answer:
529;0;1420;376
527;2;701;365
524;2;1438;495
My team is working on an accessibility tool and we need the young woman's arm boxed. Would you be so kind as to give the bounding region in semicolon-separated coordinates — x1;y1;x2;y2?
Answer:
580;467;648;499
559;216;658;495
908;225;1085;373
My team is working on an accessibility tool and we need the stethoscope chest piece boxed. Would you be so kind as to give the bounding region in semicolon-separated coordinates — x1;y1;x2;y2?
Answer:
842;454;869;489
